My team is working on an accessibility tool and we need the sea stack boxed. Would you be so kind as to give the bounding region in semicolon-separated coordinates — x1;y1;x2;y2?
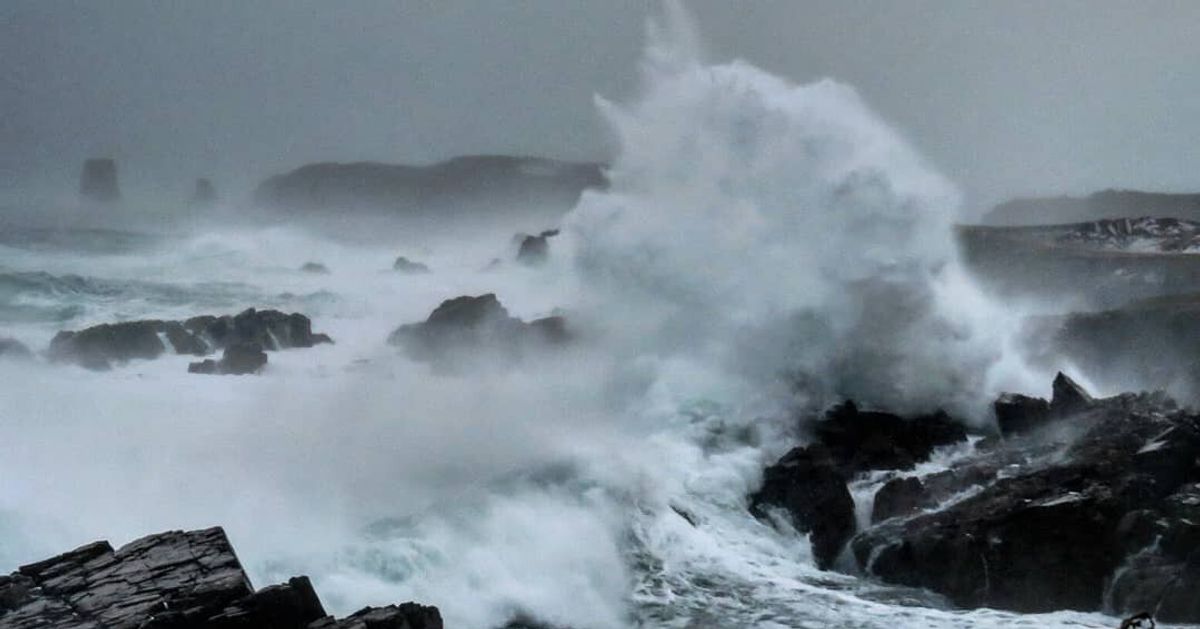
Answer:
191;177;217;205
79;158;120;203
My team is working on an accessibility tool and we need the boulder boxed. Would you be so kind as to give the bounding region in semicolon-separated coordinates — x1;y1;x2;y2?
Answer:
748;445;856;570
49;320;170;369
50;309;331;370
300;262;329;274
393;256;431;273
189;342;268;376
851;381;1200;619
871;477;932;523
992;372;1095;437
0;527;442;629
388;294;567;368
79;158;120;203
993;393;1051;436
0;337;32;360
812;401;967;475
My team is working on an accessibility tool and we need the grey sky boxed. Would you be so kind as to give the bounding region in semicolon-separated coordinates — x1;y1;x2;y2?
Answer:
3;1;1199;213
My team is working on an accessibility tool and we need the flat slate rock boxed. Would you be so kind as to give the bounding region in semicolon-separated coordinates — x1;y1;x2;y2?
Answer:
0;527;441;629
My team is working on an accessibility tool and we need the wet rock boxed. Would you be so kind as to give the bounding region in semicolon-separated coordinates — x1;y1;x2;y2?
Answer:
993;393;1051;437
871;477;932;523
992;372;1095;437
388;294;568;369
0;527;441;629
749;445;856;570
812;401;967;475
516;229;559;266
79;157;120;203
393;256;431;273
50;309;331;370
851;379;1200;618
49;320;169;369
1050;371;1095;415
0;337;32;360
300;262;329;274
189;342;268;375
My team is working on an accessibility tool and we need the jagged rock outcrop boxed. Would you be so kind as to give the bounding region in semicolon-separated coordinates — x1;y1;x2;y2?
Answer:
0;527;442;628
388;294;568;369
188;342;268;375
748;445;856;570
851;377;1200;621
49;308;332;370
79;158;120;203
0;337;32;360
811;401;967;475
749;401;969;569
393;257;431;274
992;371;1096;436
254;155;605;216
516;229;559;266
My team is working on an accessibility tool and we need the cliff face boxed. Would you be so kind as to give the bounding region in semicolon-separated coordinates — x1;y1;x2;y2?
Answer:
984;189;1200;226
254;155;606;215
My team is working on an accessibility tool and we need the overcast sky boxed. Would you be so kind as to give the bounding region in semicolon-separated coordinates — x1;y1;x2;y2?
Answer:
3;1;1199;212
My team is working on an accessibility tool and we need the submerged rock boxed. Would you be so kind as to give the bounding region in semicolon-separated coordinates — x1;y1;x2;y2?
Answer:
300;262;330;274
850;376;1200;620
749;445;856;570
188;342;268;375
191;177;217;205
0;527;442;628
388;293;568;369
393;256;431;273
49;309;331;370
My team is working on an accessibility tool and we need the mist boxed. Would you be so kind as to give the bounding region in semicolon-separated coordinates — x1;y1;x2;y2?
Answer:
2;3;1198;629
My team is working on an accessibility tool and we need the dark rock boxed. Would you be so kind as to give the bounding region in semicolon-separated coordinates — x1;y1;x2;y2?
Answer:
307;603;443;629
48;320;169;369
992;372;1094;437
749;445;856;570
993;393;1051;437
388;294;567;368
851;381;1200;618
51;309;331;370
872;477;932;523
1051;371;1094;415
0;527;441;629
192;178;218;205
300;262;329;274
393;256;431;274
516;229;559;266
254;155;605;216
190;342;268;376
0;337;32;360
812;401;968;475
80;158;120;203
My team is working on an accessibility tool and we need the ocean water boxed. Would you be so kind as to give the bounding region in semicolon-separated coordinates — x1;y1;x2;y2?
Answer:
0;4;1131;629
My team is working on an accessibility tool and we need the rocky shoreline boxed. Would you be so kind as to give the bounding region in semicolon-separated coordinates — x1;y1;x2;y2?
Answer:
0;527;440;628
750;373;1200;623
